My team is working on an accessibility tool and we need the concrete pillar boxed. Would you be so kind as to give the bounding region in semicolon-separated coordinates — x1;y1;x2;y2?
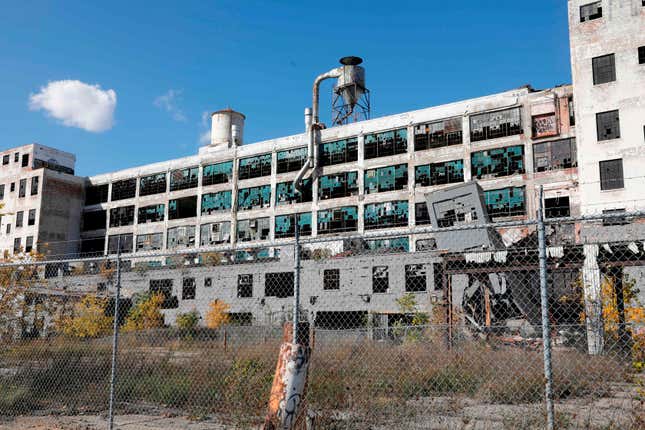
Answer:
582;244;604;355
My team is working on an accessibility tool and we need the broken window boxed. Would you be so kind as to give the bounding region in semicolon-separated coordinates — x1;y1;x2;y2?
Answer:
182;277;196;300
364;128;407;159
111;179;136;201
533;138;577;172
13;238;21;254
415;203;431;225
0;184;4;200
323;269;340;290
471;145;524;179
470;107;522;142
544;196;571;218
364;200;409;230
265;272;294;298
277;147;308;174
484;186;526;218
372;266;389;293
200;221;231;245
28;209;35;226
532;113;558;138
592;54;616;85
138;204;165;224
238;274;253;298
415;159;464;187
149;279;177;309
85;184;109;205
136;233;163;251
2;155;8;165
27;177;38;198
237;185;271;210
201;190;232;214
238;153;272;180
235;248;273;262
21;154;29;167
432;263;444;291
276;178;312;205
82;210;106;231
25;236;33;253
107;233;134;254
168;195;197;219
317;206;358;234
14;152;18;162
139;172;167;196
364;164;408;194
405;264;427;292
18;179;26;198
16;211;23;227
170;166;199;191
10;182;14;192
414;117;462;150
416;238;437;251
318;171;358;200
202;161;233;186
237;217;270;242
109;205;135;227
365;237;409;253
275;212;312;238
319;137;358;166
568;96;575;126
596;110;620;141
599;159;624;190
580;1;602;22
639;46;645;64
80;237;105;256
167;225;196;249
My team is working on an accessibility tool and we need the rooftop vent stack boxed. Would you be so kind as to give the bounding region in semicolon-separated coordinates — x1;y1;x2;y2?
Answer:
210;109;245;148
332;56;370;126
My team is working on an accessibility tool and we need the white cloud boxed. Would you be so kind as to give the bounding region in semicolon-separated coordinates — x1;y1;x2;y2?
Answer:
29;80;117;133
199;130;211;145
198;110;211;145
154;89;186;122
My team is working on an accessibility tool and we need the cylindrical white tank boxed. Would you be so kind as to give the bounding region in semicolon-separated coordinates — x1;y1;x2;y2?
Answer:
210;109;245;147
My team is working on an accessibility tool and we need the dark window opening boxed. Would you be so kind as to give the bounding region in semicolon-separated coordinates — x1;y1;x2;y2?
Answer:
28;209;35;226
30;177;39;196
470;107;522;142
639;46;645;65
0;184;4;200
111;179;136;201
229;313;253;326
364;128;407;159
599;159;624;190
277;147;308;174
82;210;106;231
138;204;165;223
107;233;134;254
204;278;212;287
568;96;575;126
170;166;199;191
182;277;196;300
10;182;15;192
319;138;358;166
265;272;294;298
150;279;178;309
415;202;431;225
80;237;105;257
433;263;444;291
533;138;577;172
203;161;233;186
109;205;135;227
592;54;616;85
580;1;602;22
2;155;9;165
372;266;389;293
544;196;571;219
319;171;359;200
139;173;167;196
168;196;197;219
602;208;628;226
471;145;524;179
364;164;408;194
25;236;33;253
16;211;23;227
238;274;253;298
85;184;109;205
14;152;19;162
18;179;26;198
21;154;29;167
364;201;409;230
13;238;21;254
238;154;272;180
596;110;620;141
414;117;462;150
405;264;427;292
315;311;367;330
323;269;340;290
317;206;358;234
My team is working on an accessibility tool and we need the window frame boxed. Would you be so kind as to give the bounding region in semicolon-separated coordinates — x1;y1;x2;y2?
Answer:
599;159;624;191
596;110;621;141
592;54;616;85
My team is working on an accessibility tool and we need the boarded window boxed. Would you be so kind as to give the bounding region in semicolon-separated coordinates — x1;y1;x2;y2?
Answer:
139;173;167;196
415;203;431;225
238;274;253;298
182;277;196;300
405;264;427;292
596;110;620;141
237;217;270;242
592;54;616;85
364;201;409;230
364;128;407;159
167;225;196;248
415;159;464;187
168;196;197;219
599;159;624;190
277;147;308;173
238;154;272;180
30;177;39;195
414;117;462;150
319;138;358;166
82;210;106;231
533;138;577;172
319;171;359;200
201;191;232;214
544;196;571;218
111;179;136;201
237;185;271;210
109;205;135;227
484;187;526;219
580;1;602;22
138;204;165;223
470;107;522;142
275;213;312;238
203;161;232;186
471;145;524;179
265;272;294;298
200;222;231;245
364;164;408;194
136;233;163;251
372;266;389;293
323;269;340;290
531;113;558;138
107;233;134;254
365;237;409;253
317;206;358;234
276;179;312;205
86;184;109;205
170;166;199;191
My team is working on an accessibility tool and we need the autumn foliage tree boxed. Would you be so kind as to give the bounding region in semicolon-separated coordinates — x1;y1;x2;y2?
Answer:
122;292;165;332
205;299;230;329
56;295;113;338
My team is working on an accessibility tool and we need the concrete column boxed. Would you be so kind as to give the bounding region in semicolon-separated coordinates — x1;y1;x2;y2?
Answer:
582;244;604;355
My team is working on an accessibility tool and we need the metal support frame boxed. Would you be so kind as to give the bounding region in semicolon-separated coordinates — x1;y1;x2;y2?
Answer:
107;236;122;430
331;86;370;126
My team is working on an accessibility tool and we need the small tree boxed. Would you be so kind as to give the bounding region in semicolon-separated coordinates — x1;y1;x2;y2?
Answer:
122;292;165;332
177;310;200;329
393;293;429;342
56;295;113;338
205;299;230;329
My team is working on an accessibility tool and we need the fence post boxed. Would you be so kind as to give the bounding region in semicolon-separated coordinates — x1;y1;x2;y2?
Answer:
293;225;301;343
537;186;555;430
107;237;123;430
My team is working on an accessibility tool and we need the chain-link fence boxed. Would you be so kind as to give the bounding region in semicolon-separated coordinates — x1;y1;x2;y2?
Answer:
1;210;644;429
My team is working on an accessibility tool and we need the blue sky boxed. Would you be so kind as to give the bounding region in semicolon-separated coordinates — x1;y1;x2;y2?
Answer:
0;1;571;176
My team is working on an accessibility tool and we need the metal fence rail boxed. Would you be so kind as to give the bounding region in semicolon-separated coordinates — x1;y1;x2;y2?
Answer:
1;209;644;429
